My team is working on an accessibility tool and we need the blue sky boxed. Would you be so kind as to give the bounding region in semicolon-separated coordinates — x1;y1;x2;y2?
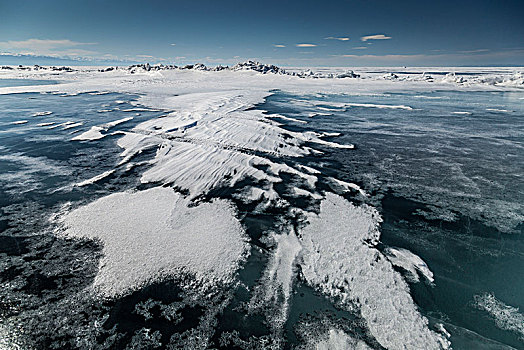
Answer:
1;0;523;66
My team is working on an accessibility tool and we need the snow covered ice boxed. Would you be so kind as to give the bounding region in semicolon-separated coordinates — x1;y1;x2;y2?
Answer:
60;187;248;297
299;193;449;350
0;62;523;349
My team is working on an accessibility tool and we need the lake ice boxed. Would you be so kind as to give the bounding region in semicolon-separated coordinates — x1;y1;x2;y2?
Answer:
0;65;522;349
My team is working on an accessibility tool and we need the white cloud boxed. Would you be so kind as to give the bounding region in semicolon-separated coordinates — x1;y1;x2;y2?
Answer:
335;49;524;62
361;34;392;42
460;49;490;53
325;37;350;41
296;43;317;47
339;54;423;59
0;38;96;49
0;39;172;64
0;38;167;64
352;46;368;50
273;44;286;48
170;43;176;46
0;38;97;57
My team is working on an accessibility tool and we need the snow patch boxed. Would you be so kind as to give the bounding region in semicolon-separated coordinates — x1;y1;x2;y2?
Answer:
116;90;321;199
474;293;524;339
328;177;367;197
299;193;449;350
72;117;133;141
250;232;302;329
486;108;512;113
63;121;83;130
61;187;249;297
309;100;412;110
309;329;372;350
32;111;53;117
345;102;413;110
292;187;323;200
75;170;115;187
385;247;435;283
271;114;308;124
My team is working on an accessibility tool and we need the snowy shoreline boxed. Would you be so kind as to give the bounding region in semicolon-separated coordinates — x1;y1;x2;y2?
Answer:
1;61;524;90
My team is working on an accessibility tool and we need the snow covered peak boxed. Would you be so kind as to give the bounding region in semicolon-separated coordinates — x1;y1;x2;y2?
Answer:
231;60;287;74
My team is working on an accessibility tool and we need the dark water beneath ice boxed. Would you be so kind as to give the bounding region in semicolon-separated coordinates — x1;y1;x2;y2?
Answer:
0;80;523;349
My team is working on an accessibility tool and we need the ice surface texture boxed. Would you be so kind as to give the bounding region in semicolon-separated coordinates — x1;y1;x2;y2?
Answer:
61;187;248;297
474;293;524;340
301;328;372;350
299;193;449;350
1;64;519;348
72;116;133;141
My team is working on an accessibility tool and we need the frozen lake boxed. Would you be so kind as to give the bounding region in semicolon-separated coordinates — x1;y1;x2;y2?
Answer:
0;71;522;349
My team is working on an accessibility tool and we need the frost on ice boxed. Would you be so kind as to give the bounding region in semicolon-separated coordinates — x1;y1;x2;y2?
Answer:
115;89;328;199
75;169;115;187
385;247;435;283
61;187;249;297
307;329;372;350
299;193;449;350
1;62;520;347
249;231;302;331
72;116;133;141
474;293;524;339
